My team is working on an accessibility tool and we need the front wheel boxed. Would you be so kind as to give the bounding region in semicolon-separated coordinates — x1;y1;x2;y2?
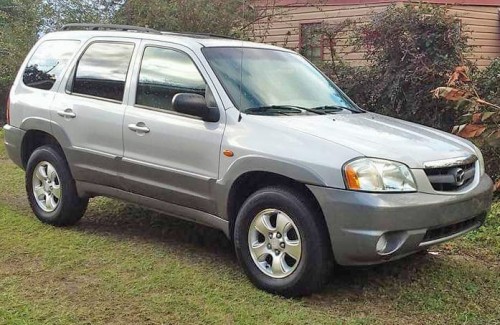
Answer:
26;145;88;226
234;186;332;297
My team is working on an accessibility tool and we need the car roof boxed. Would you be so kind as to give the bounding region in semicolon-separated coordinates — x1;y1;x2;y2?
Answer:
42;29;292;53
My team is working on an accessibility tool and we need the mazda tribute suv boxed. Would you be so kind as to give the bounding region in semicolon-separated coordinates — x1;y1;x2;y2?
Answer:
3;24;493;296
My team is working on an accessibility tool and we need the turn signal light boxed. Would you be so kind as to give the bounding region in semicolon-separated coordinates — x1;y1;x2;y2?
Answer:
223;150;234;157
344;165;361;190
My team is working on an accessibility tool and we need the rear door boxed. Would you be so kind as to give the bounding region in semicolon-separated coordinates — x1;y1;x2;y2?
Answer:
121;41;226;214
51;38;139;188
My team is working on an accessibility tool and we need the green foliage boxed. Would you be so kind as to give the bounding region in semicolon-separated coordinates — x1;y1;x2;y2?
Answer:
41;0;124;33
115;0;250;36
331;4;472;131
473;60;500;185
0;0;41;119
475;58;500;107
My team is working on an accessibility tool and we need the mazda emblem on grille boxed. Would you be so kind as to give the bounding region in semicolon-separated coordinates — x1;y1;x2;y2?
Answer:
452;167;466;186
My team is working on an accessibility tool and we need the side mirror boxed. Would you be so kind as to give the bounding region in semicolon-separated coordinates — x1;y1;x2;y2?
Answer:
172;93;220;122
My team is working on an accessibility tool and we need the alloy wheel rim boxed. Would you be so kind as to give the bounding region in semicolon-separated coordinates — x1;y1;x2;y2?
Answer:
32;161;61;212
248;209;302;279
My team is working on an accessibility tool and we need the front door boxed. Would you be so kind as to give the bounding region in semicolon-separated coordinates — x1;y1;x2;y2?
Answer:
121;43;225;214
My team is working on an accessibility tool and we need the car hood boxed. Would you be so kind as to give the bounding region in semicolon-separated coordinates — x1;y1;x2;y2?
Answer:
273;112;475;168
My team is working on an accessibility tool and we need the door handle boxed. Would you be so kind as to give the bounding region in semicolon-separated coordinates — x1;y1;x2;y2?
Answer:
128;123;150;134
57;109;76;119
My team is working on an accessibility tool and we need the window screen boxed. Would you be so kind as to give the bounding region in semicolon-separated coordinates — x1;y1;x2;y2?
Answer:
72;42;134;102
23;40;80;90
136;47;206;111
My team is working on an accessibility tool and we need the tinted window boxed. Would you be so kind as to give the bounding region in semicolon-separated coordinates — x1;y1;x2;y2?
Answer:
136;47;206;111
23;40;80;90
72;42;134;102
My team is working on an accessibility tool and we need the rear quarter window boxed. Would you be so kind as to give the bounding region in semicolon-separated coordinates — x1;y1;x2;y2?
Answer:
23;40;81;91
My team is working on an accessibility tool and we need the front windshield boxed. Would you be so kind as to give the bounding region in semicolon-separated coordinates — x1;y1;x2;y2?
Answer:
202;47;360;115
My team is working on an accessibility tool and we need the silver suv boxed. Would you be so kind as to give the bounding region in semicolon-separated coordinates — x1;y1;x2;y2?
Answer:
3;24;493;296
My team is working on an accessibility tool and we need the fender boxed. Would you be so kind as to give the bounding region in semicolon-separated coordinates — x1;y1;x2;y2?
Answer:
20;117;72;149
20;117;75;171
20;117;52;135
214;155;328;220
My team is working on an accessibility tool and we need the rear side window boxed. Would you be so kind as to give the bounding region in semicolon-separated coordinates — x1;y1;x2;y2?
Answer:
23;40;80;91
71;42;134;102
136;47;206;111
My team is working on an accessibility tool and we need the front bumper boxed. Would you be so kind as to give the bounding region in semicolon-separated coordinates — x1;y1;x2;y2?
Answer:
3;124;25;168
308;174;494;266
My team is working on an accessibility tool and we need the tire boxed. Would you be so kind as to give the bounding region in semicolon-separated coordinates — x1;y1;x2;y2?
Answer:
26;145;88;226
234;186;332;297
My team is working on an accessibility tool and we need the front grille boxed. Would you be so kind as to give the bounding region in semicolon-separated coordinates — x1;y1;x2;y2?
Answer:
422;216;480;243
424;161;475;192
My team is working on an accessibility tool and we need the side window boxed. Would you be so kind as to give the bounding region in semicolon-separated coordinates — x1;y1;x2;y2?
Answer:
72;42;134;102
23;40;80;91
136;47;207;111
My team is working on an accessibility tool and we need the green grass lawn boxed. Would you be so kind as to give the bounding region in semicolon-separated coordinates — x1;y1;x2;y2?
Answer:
0;130;499;325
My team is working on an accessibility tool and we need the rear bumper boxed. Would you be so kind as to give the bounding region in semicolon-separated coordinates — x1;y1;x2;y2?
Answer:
308;174;494;266
3;124;25;168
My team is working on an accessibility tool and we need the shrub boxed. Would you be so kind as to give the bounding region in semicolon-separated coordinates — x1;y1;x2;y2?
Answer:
327;4;472;131
0;0;41;124
476;58;500;107
471;62;499;187
436;60;500;188
114;0;276;38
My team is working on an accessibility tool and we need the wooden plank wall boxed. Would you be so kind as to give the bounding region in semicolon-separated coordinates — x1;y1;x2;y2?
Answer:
252;3;500;67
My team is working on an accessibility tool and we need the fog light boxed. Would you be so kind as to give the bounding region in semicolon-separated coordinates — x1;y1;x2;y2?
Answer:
376;231;408;256
376;235;388;254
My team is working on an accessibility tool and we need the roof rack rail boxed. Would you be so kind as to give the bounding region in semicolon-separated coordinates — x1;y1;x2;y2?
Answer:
61;23;239;40
61;23;160;34
160;31;238;40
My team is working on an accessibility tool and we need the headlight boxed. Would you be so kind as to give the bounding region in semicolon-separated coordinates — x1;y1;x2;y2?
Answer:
472;144;485;176
343;158;417;192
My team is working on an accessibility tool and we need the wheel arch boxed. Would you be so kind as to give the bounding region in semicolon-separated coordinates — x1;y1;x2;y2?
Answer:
220;163;328;242
21;130;63;168
19;119;72;170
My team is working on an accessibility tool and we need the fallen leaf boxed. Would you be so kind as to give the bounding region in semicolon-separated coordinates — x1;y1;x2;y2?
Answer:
447;66;471;86
494;180;500;192
472;113;482;124
452;124;467;134
481;112;497;121
457;123;487;138
432;87;471;101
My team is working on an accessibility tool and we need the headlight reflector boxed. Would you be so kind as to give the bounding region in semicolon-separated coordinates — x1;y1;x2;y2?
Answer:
344;158;417;192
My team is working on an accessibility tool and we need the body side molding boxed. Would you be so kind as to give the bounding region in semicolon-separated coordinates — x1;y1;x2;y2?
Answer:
76;181;230;237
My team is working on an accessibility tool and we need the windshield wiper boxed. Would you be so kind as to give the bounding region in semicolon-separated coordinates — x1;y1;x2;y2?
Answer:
244;105;326;115
310;105;351;113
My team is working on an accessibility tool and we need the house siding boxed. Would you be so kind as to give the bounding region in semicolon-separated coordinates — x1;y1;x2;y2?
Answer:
252;2;500;67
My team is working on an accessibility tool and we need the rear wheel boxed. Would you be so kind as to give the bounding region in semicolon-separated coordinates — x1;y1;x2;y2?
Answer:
234;186;332;297
26;145;88;226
